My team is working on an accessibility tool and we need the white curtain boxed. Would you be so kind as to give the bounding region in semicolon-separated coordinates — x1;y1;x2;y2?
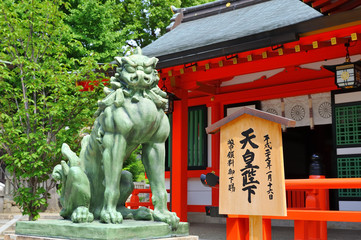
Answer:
261;92;332;127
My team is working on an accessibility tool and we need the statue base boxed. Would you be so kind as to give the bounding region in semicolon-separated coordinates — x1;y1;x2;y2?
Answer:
13;219;192;240
5;235;198;240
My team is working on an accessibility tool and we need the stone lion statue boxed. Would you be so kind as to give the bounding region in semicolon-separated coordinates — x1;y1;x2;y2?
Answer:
52;48;179;230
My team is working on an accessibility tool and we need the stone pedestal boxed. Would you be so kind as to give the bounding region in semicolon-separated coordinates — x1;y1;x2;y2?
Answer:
14;220;193;240
5;234;198;240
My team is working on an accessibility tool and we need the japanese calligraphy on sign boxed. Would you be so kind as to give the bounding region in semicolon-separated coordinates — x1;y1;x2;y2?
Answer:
264;134;274;200
219;113;287;216
240;128;260;204
227;139;236;192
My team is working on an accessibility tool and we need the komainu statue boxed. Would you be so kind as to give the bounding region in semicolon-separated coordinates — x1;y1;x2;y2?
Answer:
52;48;179;230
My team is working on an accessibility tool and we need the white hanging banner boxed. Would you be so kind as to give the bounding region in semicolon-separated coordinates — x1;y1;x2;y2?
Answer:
311;92;332;125
260;92;332;127
285;95;310;127
261;99;282;116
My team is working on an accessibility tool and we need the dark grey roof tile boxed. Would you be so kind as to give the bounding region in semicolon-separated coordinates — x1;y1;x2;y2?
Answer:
143;0;322;58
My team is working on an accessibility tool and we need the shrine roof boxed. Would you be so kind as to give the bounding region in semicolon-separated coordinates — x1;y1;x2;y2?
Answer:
142;0;322;68
206;107;296;134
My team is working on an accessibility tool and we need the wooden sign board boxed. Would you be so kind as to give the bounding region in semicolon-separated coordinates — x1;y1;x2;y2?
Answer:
219;114;287;216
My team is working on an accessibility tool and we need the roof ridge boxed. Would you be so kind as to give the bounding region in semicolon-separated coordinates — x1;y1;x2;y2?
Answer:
183;0;268;22
179;0;236;14
206;107;296;134
167;0;268;31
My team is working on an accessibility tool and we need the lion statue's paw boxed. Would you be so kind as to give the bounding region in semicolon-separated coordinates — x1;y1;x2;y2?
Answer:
153;209;180;230
117;206;153;221
71;206;94;223
100;208;123;224
133;207;153;221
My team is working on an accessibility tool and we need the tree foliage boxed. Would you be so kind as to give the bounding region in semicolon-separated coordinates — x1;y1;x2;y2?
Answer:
64;0;121;63
65;0;215;60
0;0;103;220
114;0;215;48
123;146;145;182
0;0;214;220
63;0;215;180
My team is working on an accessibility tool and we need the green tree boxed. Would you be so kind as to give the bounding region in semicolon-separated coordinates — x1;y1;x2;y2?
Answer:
61;0;215;181
114;0;215;48
0;0;103;220
123;146;146;182
64;0;215;59
65;0;121;63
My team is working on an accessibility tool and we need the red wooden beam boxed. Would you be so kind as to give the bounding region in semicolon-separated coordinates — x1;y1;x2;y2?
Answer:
284;210;361;222
328;1;361;15
285;178;361;189
160;24;361;82
195;81;217;95
229;210;361;222
312;0;331;9
188;76;336;107
175;43;360;88
320;0;348;14
187;205;207;212
219;67;333;95
165;168;220;179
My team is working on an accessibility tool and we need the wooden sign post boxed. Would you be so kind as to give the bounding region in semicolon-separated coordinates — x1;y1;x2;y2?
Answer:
206;107;295;240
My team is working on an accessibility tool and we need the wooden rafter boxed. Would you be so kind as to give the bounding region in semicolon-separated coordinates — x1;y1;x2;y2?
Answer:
159;31;360;83
302;0;361;15
328;1;361;15
195;81;217;95
312;0;331;9
158;20;361;101
321;0;348;14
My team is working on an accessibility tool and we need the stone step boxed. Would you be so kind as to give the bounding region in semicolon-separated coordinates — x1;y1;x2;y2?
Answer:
0;214;25;240
0;220;14;225
0;213;61;240
2;230;14;235
0;231;15;240
0;215;17;220
0;225;15;231
38;213;62;220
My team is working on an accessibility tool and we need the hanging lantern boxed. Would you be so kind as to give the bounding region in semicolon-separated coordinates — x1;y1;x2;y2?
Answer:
324;42;361;89
161;78;178;114
165;92;178;114
324;61;361;89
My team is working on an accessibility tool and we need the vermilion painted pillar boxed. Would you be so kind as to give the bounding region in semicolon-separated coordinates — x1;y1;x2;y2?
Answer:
210;101;222;206
309;175;328;240
227;217;249;240
294;220;308;240
263;218;272;240
171;90;188;222
227;217;271;240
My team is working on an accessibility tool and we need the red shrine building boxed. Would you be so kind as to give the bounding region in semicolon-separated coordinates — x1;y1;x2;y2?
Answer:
142;0;361;222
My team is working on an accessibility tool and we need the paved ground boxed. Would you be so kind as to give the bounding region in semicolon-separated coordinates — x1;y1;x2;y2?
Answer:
189;223;361;240
1;213;360;239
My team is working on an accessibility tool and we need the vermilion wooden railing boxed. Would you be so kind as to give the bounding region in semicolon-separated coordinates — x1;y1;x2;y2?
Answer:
125;189;170;210
286;189;306;209
228;177;361;240
126;188;308;210
127;178;361;240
